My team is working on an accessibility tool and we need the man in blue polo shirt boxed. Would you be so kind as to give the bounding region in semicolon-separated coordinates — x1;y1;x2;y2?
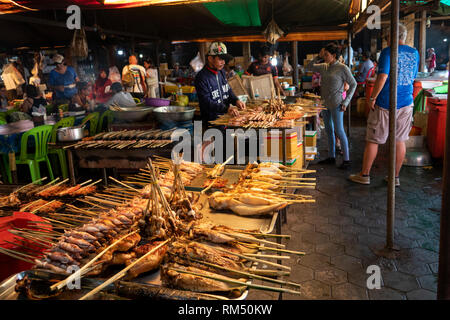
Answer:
349;23;419;186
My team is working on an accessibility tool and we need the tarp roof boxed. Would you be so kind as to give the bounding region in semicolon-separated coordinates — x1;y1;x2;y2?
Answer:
0;0;354;49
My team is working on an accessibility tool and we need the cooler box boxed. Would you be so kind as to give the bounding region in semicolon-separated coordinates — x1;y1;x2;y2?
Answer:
426;97;447;158
305;130;317;147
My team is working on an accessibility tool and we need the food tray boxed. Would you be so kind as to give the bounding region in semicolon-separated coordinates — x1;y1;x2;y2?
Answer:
197;193;278;234
187;165;244;191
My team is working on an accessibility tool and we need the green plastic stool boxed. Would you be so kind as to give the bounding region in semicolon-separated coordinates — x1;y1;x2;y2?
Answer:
81;112;100;137
14;125;55;183
97;110;114;134
48;116;75;179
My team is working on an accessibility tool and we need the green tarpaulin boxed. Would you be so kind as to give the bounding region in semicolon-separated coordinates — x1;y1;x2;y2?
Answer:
203;0;261;27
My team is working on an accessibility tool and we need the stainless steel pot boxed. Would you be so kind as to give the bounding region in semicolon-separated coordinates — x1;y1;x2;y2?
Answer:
152;106;195;123
57;125;85;142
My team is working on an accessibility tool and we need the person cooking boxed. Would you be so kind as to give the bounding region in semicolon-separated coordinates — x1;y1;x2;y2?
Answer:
105;82;137;108
48;54;79;104
246;46;286;96
194;42;246;128
70;81;92;112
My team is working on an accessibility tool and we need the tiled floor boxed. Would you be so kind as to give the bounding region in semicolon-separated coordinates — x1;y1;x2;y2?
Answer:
247;119;442;300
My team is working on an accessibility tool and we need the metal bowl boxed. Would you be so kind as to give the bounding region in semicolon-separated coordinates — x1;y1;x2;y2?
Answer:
112;107;153;123
403;148;432;167
152;106;195;123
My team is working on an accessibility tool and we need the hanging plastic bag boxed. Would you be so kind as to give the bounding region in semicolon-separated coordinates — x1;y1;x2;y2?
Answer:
70;28;88;59
108;66;121;83
190;52;204;73
263;18;284;44
282;55;292;75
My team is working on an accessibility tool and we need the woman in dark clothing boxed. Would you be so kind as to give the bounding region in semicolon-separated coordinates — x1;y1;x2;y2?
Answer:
94;68;112;104
19;85;47;114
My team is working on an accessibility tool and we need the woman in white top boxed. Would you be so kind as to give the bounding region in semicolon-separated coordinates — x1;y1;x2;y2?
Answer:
144;59;159;98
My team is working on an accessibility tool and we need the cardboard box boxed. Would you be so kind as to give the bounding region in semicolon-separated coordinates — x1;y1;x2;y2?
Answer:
264;131;304;163
305;130;317;147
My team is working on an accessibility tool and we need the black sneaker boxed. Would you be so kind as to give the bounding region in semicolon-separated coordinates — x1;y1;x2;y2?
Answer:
338;160;352;170
318;157;336;164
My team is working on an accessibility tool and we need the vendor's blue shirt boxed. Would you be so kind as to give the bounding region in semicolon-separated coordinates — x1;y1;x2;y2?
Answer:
49;66;78;100
376;45;419;110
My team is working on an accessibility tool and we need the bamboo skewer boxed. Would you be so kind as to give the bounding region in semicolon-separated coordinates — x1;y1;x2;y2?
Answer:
12;228;60;238
0;247;35;264
108;176;140;193
77;199;109;210
217;231;285;248
78;238;171;300
65;204;98;217
14;177;48;193
93;193;130;202
212;246;290;271
3;240;46;255
240;243;306;256
43;217;78;228
31;200;57;214
245;253;290;260
168;267;301;296
20;199;42;212
85;196;125;206
189;258;300;288
36;178;68;195
237;232;291;239
51;230;139;291
0;246;39;260
106;187;139;195
10;231;55;247
102;190;134;198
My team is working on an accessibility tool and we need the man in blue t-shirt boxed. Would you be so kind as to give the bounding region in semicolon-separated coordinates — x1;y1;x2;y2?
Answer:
48;54;79;104
349;23;419;186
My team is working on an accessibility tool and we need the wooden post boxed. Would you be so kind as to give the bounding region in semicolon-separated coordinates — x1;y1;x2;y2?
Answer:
419;10;427;72
243;42;251;70
386;0;399;250
292;41;298;88
437;55;450;300
370;31;377;56
404;13;415;48
199;42;206;64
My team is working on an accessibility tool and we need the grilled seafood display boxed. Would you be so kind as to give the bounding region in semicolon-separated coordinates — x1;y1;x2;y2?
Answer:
5;156;311;300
